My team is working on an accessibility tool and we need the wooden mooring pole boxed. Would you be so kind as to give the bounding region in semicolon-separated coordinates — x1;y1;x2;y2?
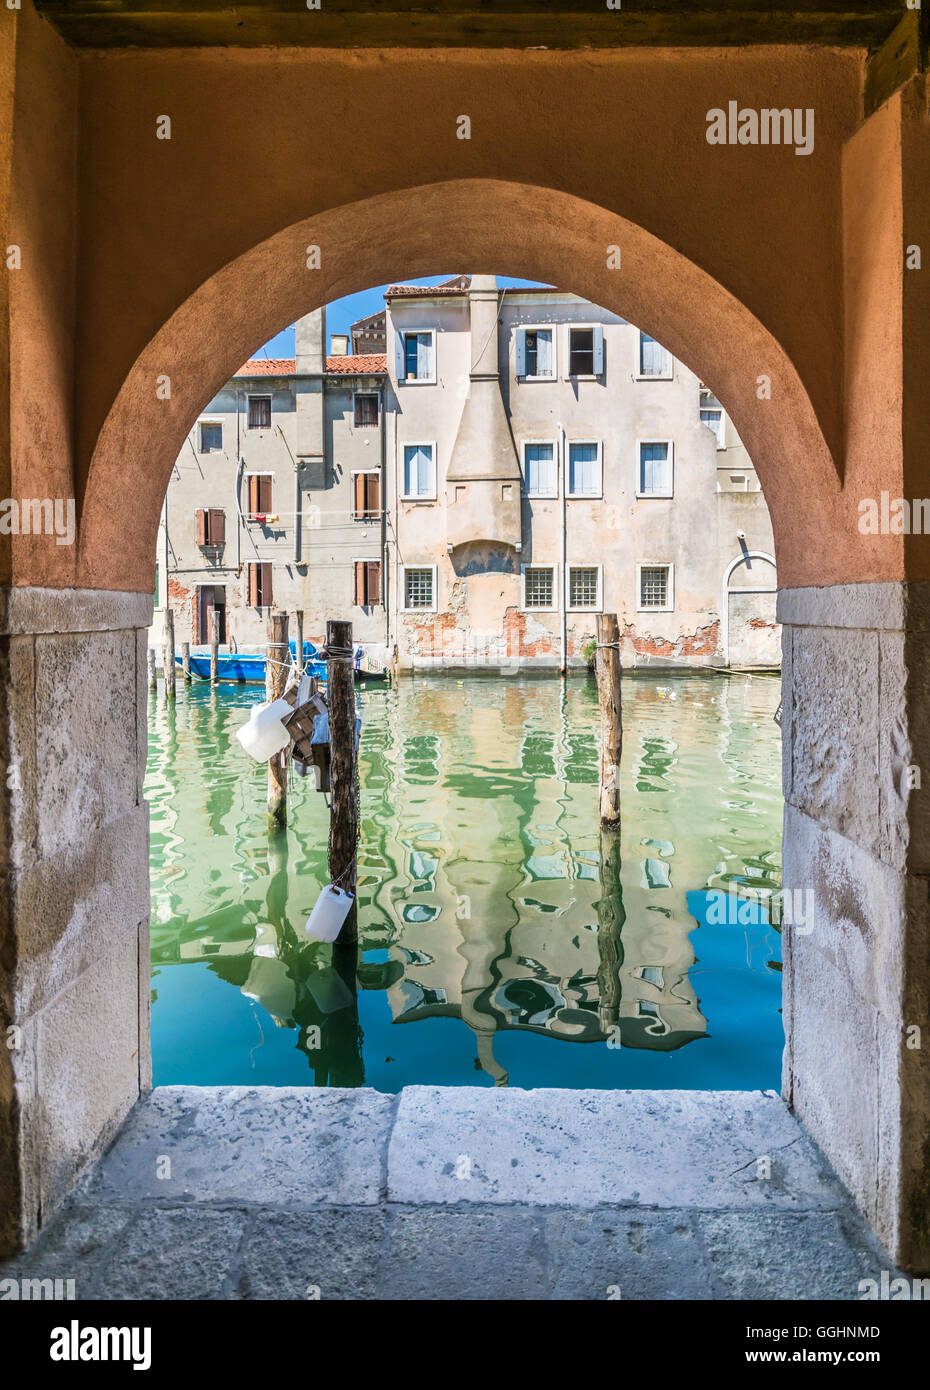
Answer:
327;618;358;945
595;613;622;828
210;610;220;685
147;646;157;691
295;609;304;675
181;641;191;683
266;610;289;830
163;609;176;701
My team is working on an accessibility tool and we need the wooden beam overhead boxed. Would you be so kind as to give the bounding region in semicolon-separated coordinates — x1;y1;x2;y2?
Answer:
34;0;909;51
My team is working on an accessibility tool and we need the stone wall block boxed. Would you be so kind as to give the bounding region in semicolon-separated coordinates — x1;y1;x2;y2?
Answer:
787;626;879;851
786;944;885;1241
34;630;138;859
137;919;152;1093
13;803;150;1019
780;621;793;800
0;635;38;875
35;924;142;1226
0;1013;40;1256
876;630;911;870
135;627;148;806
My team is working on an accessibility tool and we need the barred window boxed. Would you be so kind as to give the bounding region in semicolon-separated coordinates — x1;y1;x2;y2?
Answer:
524;566;555;609
639;566;670;609
569;566;600;609
404;567;434;609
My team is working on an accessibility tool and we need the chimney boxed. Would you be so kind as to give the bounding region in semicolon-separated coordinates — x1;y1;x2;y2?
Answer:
295;307;326;374
330;333;349;357
445;275;522;552
295;307;325;465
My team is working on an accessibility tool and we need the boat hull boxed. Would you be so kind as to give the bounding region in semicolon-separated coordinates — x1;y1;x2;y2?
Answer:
175;652;388;684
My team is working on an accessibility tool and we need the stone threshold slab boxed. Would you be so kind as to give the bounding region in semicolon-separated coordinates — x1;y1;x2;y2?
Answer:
387;1086;847;1209
76;1085;848;1215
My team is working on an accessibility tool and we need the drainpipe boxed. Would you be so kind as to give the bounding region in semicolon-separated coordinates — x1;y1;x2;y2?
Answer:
293;451;302;565
559;422;567;676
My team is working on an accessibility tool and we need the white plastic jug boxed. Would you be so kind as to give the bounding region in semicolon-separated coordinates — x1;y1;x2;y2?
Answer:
305;884;355;943
235;697;293;762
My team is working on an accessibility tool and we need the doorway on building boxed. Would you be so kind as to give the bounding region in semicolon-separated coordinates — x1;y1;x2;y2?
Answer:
197;584;227;645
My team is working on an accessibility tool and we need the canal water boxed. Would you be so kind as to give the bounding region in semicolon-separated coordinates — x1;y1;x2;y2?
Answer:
147;672;783;1091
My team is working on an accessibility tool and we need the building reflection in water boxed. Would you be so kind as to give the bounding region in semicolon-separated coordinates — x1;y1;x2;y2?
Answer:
148;673;783;1088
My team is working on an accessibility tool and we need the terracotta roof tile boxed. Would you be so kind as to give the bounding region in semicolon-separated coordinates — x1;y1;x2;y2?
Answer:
234;354;387;377
325;354;387;374
234;358;295;376
386;274;471;298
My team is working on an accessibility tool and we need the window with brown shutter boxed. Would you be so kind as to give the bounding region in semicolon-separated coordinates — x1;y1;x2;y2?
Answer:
248;395;271;429
247;562;273;608
366;560;381;605
196;508;226;546
354;559;382;606
208;508;225;545
354;393;378;427
247;474;272;517
353;472;380;520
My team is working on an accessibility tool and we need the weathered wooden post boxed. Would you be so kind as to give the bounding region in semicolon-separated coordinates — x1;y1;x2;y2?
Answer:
163;608;176;701
210;610;220;685
181;641;191;683
327;618;358;945
295;609;304;675
596;826;625;1036
147;646;157;691
266;610;289;829
595;613;622;827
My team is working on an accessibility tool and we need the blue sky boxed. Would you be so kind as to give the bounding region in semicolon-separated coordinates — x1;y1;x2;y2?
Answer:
252;273;549;359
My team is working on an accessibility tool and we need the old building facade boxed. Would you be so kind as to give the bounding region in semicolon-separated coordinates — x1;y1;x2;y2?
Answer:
155;275;778;670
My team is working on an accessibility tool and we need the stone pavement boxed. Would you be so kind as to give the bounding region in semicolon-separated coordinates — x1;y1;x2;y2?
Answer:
0;1086;898;1300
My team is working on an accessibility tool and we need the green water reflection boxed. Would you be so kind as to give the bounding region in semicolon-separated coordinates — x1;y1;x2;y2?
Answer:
148;672;783;1090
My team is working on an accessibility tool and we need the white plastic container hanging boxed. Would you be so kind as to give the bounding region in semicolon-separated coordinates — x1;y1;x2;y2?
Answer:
304;884;355;943
235;697;293;762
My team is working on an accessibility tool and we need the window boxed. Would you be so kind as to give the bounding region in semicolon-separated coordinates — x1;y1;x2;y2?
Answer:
247;473;273;516
199;422;222;453
247;562;273;608
353;471;381;520
397;330;436;383
354;393;379;427
354;560;382;606
195;508;226;546
638;564;674;612
522;564;557;612
700;407;726;448
516;327;555;379
568;325;604;377
568;565;602;611
638;441;673;497
403;565;436;611
638;332;672;378
523;442;557;498
403;444;436;499
567;442;602;497
248;395;271;429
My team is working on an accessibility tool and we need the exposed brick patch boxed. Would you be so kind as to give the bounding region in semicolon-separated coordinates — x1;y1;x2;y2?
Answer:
624;619;721;661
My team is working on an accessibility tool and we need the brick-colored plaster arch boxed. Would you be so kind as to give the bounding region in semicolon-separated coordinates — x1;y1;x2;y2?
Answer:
80;178;840;593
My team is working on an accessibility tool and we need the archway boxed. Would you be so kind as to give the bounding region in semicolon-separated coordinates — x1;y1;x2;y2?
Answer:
78;180;839;595
4;173;928;1274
